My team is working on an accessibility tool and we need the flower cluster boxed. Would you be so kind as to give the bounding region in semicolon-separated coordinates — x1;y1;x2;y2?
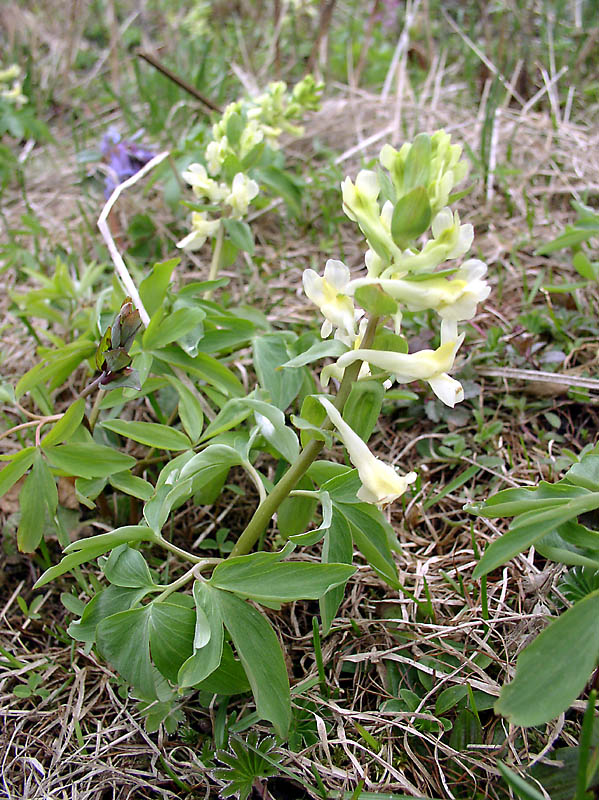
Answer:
303;131;491;506
0;64;27;108
177;76;322;251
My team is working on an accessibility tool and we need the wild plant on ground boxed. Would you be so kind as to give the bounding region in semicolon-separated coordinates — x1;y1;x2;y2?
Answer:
1;129;490;740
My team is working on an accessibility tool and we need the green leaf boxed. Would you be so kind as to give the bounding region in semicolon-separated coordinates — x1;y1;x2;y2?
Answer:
41;398;85;447
342;380;384;443
210;555;355;603
535;227;592;255
43;443;136;479
166;376;204;443
320;511;353;636
391;186;432;242
193;641;251;695
33;542;114;589
15;340;96;398
142;307;206;351
536;525;599;569
96;324;112;370
467;481;590;518
495;590;599;726
223;218;254;255
353;285;398;317
281;339;348;369
295;394;329;448
18;451;57;552
496;763;547;800
139;258;178;316
199;398;252;442
255;165;302;217
68;585;148;643
109;471;154;501
97;595;195;693
178;582;225;687
334;501;399;587
473;495;599;579
100;419;191;451
0;447;37;496
321;469;363;503
142;479;194;533
179;445;244;483
435;685;468;715
572;251;597;280
148;598;196;682
566;455;599;491
216;590;291;736
64;525;156;553
103;545;155;588
403;133;431;192
278;476;317;538
99;377;167;409
253;334;303;410
243;398;299;463
96;605;158;697
152;347;243;398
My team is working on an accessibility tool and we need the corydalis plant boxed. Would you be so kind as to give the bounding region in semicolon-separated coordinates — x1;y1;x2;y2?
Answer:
13;130;489;741
176;76;322;264
304;130;490;408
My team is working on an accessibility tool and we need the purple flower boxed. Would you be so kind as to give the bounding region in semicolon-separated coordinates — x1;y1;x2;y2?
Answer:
101;127;155;198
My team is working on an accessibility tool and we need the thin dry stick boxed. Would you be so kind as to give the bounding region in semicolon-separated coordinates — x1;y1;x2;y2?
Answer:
97;151;170;326
136;50;222;113
307;0;337;74
478;366;599;392
521;64;568;115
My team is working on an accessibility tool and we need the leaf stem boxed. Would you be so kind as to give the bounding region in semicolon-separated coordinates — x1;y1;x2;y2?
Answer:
0;415;63;443
244;460;267;504
154;560;217;602
155;534;221;566
87;390;104;432
229;315;380;557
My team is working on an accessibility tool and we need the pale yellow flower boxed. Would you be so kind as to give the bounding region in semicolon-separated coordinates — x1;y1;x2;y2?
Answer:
318;396;417;506
303;259;358;339
176;212;221;251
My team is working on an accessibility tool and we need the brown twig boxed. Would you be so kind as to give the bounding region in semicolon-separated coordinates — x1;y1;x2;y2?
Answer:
136;49;222;113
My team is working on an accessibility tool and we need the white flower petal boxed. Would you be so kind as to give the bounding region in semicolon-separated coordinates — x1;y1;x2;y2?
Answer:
323;259;350;290
427;373;464;407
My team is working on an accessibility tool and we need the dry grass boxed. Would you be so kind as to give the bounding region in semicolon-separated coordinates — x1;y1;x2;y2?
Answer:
2;3;599;799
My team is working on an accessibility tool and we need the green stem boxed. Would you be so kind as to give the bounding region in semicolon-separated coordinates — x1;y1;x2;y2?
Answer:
153;558;221;602
54;511;90;593
204;221;225;300
153;559;202;603
87;390;103;432
244;460;267;504
156;534;221;566
229;315;380;558
76;374;104;400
